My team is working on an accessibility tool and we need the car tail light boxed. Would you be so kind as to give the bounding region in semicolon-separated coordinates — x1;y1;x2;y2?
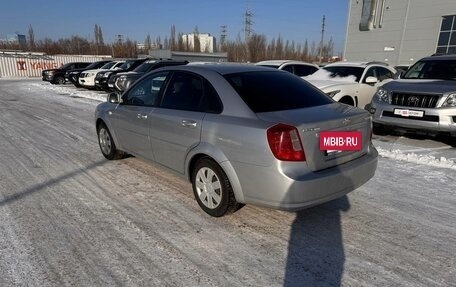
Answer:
267;124;306;161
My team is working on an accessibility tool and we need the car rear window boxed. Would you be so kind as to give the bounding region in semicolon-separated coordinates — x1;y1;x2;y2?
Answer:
224;71;332;113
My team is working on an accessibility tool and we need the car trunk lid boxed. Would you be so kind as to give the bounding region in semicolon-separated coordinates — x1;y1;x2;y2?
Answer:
257;103;372;171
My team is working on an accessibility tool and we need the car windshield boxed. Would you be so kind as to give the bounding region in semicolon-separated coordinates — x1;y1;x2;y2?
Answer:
133;62;155;73
322;66;364;82
402;59;456;80
118;60;135;70
59;63;74;69
224;71;333;113
85;61;104;69
101;62;117;69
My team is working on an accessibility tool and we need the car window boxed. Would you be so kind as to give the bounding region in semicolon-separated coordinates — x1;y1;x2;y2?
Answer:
202;80;223;114
322;66;364;82
224;71;333;113
375;67;394;81
160;72;204;112
363;67;375;83
281;65;294;73
122;72;169;106
294;65;319;77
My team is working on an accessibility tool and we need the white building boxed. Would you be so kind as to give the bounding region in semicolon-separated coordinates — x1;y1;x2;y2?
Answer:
182;33;216;53
344;0;456;66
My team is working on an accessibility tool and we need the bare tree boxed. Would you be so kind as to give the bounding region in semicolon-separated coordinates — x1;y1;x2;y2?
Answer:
170;25;176;50
27;24;35;51
145;34;152;50
247;34;266;62
193;26;201;53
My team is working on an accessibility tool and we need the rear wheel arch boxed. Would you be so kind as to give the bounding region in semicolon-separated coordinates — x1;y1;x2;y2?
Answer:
190;156;242;216
186;150;245;204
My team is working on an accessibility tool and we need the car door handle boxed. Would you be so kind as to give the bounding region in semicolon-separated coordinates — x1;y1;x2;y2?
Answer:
181;120;197;128
137;113;148;119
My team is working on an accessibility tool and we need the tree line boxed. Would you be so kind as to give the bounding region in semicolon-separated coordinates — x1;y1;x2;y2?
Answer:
0;24;337;63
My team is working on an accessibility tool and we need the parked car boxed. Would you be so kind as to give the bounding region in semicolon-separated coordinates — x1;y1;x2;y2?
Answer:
109;59;189;92
305;61;396;109
42;62;91;84
95;58;149;91
255;60;319;77
95;64;378;217
369;54;456;140
79;61;125;89
66;60;113;87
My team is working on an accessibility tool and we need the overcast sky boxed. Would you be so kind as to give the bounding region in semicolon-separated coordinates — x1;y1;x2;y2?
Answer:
0;0;349;53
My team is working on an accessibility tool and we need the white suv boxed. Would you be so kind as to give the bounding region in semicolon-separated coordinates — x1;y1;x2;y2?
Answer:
79;61;125;89
256;60;319;77
305;61;396;109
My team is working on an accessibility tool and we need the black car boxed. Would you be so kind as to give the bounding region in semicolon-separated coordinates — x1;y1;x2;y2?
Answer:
42;62;91;84
65;60;113;87
110;60;189;92
95;58;149;91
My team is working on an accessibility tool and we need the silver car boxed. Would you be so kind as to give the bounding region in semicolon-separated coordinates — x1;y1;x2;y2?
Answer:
370;54;456;139
95;64;378;217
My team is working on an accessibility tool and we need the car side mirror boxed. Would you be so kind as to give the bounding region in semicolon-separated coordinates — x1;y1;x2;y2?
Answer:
107;92;121;104
365;76;379;85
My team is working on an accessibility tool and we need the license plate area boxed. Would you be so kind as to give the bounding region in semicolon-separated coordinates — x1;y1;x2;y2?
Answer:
319;131;362;152
394;108;424;118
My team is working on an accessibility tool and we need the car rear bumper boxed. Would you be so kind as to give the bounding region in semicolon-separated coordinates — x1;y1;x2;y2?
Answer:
231;146;378;210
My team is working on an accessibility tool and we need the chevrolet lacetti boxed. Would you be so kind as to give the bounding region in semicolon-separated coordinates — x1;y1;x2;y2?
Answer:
95;64;378;217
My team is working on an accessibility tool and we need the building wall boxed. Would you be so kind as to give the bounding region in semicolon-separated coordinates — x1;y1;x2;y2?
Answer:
0;52;111;77
182;33;216;53
344;0;456;66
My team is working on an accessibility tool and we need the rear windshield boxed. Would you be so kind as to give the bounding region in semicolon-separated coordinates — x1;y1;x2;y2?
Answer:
224;71;333;113
403;59;456;80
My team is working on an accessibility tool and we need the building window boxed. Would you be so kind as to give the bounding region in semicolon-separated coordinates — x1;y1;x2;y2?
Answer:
437;15;456;54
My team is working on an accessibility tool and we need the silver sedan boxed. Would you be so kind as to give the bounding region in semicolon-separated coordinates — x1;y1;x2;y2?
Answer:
95;64;378;217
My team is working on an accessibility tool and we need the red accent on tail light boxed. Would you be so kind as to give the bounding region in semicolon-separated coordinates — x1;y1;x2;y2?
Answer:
267;124;306;161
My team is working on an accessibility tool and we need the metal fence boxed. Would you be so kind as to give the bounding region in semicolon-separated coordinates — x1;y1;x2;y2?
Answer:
0;52;112;77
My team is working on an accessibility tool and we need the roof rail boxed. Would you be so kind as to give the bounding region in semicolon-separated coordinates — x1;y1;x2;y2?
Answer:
365;61;389;66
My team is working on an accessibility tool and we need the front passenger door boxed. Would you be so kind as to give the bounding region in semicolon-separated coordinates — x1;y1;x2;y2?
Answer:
111;72;169;160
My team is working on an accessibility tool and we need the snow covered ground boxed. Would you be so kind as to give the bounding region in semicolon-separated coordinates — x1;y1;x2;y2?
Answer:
0;78;455;286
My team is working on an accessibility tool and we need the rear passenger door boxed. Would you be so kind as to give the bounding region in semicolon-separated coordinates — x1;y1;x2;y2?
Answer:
148;71;211;174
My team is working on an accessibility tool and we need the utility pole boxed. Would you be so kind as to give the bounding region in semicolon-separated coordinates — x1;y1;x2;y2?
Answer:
319;15;325;63
244;9;253;43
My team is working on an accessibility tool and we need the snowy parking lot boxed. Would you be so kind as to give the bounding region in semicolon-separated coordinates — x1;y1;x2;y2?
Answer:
0;78;455;286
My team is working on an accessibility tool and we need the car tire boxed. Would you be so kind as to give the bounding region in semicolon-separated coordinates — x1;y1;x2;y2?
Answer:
191;158;239;217
97;123;125;160
53;76;65;85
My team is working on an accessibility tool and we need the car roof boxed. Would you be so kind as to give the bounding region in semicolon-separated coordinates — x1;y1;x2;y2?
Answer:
255;60;316;67
324;61;390;68
422;54;456;61
159;63;279;75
